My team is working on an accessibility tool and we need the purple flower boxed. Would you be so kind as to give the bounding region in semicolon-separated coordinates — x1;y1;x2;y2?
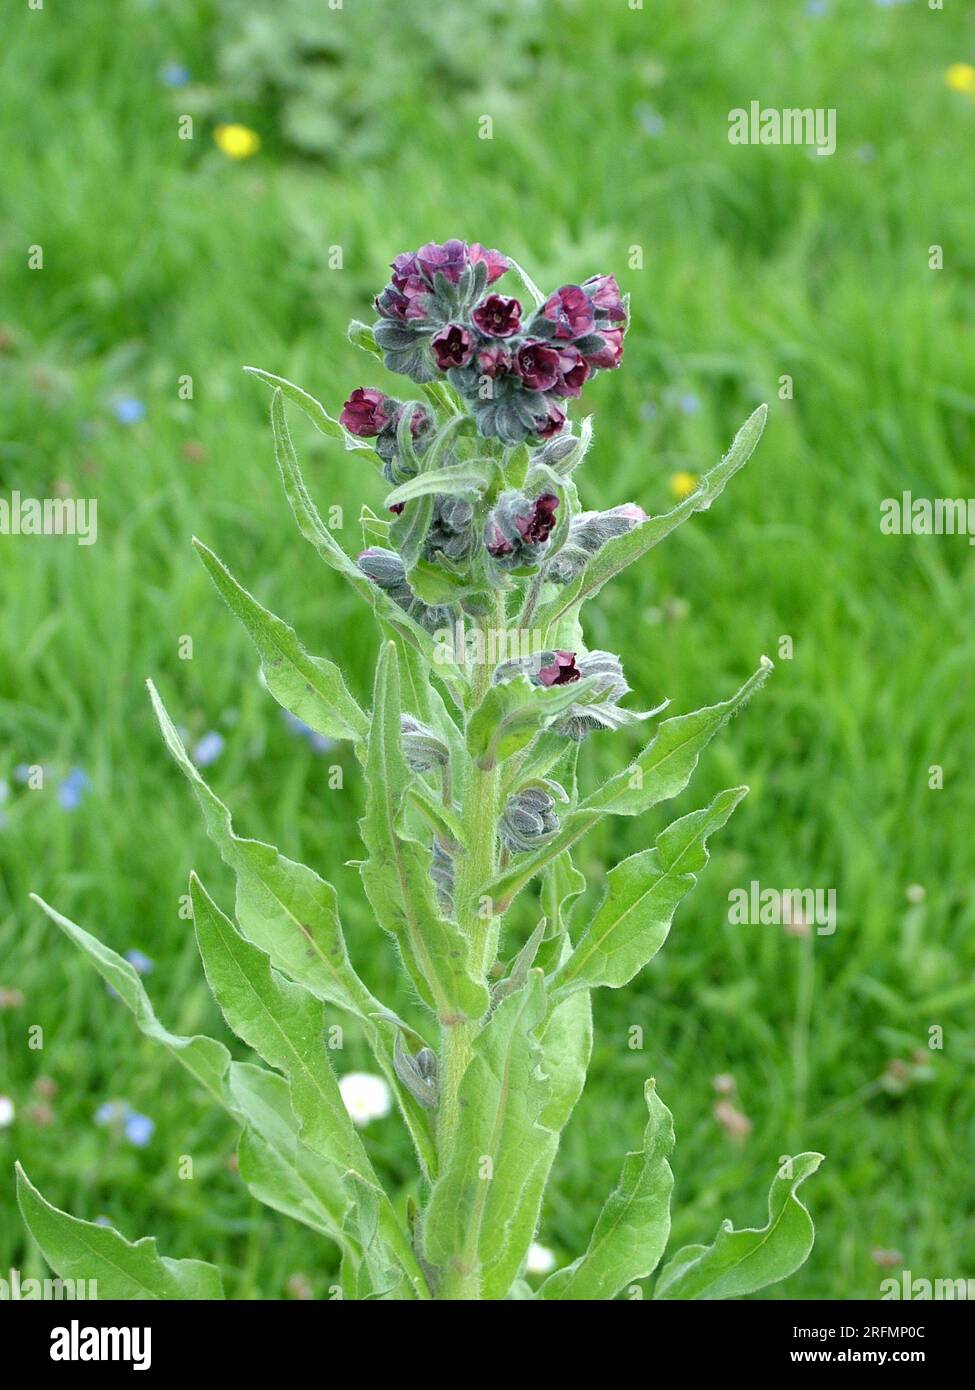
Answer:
582;327;624;370
582;274;627;323
472;294;522;338
553;346;591;398
390;251;421;288
416;239;469;285
375;280;428;321
515;341;561;391
538;651;581;686
534;401;567;439
394;401;432;438
541;285;595;341
469;243;509;284
340;387;392;437
191;731;225;768
113;396;145;425
125;950;154;976
486;523;514;558
515;493;559;545
431;323;474;370
58;767;89;811
477;344;511;379
125;1112;155;1147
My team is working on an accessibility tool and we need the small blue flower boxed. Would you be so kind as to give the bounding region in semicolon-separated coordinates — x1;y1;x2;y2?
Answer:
804;0;828;16
113;396;146;426
160;62;191;88
13;764;32;784
124;1112;155;1147
95;1099;129;1126
191;731;225;767
639;401;658;422
281;710;335;755
58;767;90;811
678;392;701;416
125;949;154;975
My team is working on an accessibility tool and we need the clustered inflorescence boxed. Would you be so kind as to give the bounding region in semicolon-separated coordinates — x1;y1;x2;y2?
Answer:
342;239;655;862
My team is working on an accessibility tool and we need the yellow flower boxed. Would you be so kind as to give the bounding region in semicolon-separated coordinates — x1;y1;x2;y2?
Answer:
214;123;261;160
945;63;975;95
669;470;698;501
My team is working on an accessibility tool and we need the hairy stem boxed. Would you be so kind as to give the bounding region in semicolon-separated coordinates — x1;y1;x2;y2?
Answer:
435;592;507;1299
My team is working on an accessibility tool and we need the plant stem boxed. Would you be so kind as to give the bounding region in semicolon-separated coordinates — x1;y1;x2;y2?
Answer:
434;592;506;1299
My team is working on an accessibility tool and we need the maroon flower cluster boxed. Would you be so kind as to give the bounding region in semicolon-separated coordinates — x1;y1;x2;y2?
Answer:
370;239;627;444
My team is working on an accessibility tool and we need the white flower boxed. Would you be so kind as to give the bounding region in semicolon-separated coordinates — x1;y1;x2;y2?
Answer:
339;1072;391;1127
0;1095;15;1128
526;1242;556;1275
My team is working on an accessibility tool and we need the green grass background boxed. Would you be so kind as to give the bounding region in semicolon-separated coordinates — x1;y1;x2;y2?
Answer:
1;0;974;1299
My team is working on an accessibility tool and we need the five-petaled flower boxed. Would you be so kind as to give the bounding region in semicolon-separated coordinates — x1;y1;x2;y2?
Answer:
542;285;596;340
538;651;581;686
472;294;522;338
431;323;474;370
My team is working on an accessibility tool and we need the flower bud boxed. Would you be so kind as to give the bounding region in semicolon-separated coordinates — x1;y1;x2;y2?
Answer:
357;547;413;609
484;490;559;571
400;714;449;772
500;786;561;853
539;285;596;341
547;504;647;585
393;1032;438;1110
431;839;454;914
425;494;478;563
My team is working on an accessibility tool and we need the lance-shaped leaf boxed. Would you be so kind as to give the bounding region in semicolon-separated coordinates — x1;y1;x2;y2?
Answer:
588;658;772;817
385;460;493;509
359;643;488;1023
147;679;438;1178
188;873;372;1180
267;388;465;696
423;972;549;1285
16;1164;224;1300
148;680;374;1021
536;405;768;636
244;364;377;455
347;319;383;361
539;1080;674;1300
230;1062;353;1246
553;786;748;999
30;893;231;1106
467;673;601;771
654;1152;824;1300
481;955;592;1299
192;538;368;743
483;659;771;915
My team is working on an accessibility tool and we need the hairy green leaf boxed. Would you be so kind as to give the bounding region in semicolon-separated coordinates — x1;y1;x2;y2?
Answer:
654;1152;824;1300
192;537;368;742
483;659;771;913
554;787;748;998
536;405;767;637
467;673;600;770
540;1080;674;1300
424;972;549;1288
386;461;493;509
30;893;231;1106
17;1165;224;1300
359;644;488;1023
230;1062;353;1245
189;872;371;1179
244;364;376;454
267;388;465;696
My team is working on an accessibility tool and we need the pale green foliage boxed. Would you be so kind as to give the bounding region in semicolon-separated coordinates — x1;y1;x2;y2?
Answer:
19;308;821;1299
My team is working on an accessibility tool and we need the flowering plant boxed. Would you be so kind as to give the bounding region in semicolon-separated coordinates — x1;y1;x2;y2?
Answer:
18;241;821;1301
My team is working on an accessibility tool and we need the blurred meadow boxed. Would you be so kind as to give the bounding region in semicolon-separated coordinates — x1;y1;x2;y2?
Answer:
2;0;974;1299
